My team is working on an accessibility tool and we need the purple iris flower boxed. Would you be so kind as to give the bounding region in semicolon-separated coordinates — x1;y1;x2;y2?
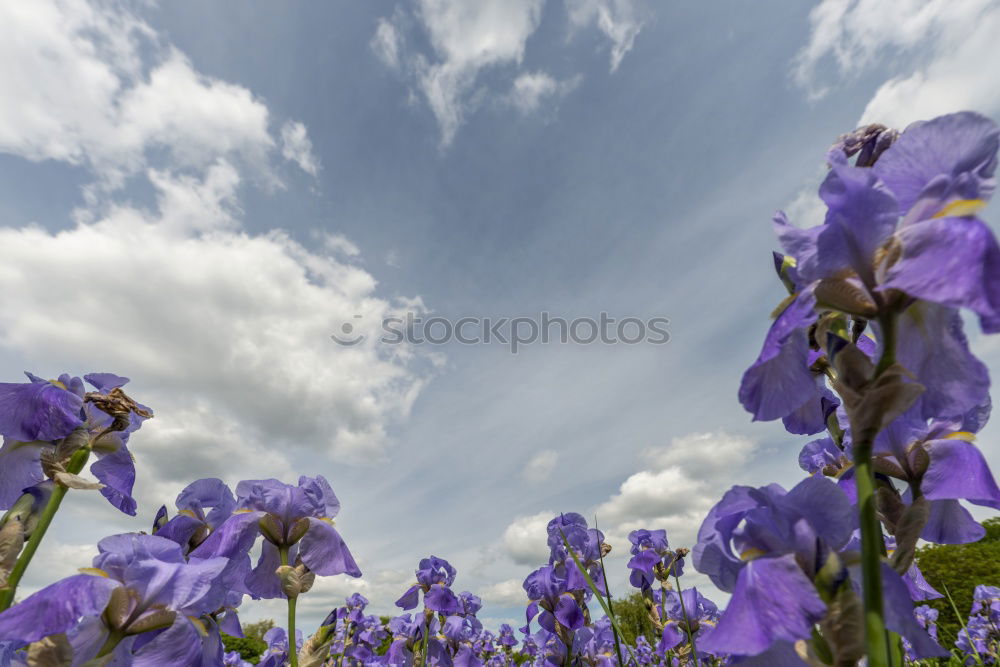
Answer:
871;407;1000;544
498;623;517;648
0;372;152;516
523;565;585;636
0;533;228;663
656;587;719;657
153;477;238;553
741;112;1000;429
546;513;607;596
626;528;684;591
191;475;361;599
693;476;946;659
396;556;461;614
258;626;303;667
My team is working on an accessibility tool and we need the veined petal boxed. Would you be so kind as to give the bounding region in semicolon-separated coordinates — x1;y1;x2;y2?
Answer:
0;573;118;644
698;554;825;657
923;439;1000;509
0;380;84;442
883;217;1000;333
298;517;362;577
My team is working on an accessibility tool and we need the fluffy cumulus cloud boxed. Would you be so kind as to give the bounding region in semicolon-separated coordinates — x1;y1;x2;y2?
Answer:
499;431;756;576
371;0;644;145
598;432;756;550
0;0;428;513
793;0;1000;125
502;510;556;565
0;1;315;199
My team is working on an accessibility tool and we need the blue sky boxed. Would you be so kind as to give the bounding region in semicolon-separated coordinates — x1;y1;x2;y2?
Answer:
1;0;999;632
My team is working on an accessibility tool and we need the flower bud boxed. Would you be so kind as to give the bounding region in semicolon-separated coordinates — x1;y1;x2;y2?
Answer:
259;514;285;546
126;609;177;635
287;517;311;546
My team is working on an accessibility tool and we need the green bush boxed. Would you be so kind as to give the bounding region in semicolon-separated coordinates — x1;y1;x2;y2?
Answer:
221;633;267;664
915;516;1000;646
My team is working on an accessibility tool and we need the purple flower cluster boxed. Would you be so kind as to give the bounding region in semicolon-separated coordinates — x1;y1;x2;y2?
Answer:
723;110;1000;663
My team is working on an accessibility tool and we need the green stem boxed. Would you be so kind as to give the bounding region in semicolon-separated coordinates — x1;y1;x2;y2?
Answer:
854;311;898;667
673;574;698;667
594;520;625;667
419;609;431;667
0;447;90;611
279;547;299;667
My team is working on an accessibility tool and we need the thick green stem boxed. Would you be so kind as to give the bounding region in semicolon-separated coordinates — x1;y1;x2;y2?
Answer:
854;311;898;667
279;547;299;667
673;574;698;667
853;444;889;667
0;447;90;611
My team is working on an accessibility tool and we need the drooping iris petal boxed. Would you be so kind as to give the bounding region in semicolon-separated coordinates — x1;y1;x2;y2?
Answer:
881;564;949;659
890;302;990;420
782;384;839;436
693;486;760;592
920;499;985;544
739;289;818;422
298;517;362;577
699;554;825;657
424;584;460;614
0;380;84;442
395;584;421;611
90;439;137;516
554;595;585;631
130;616;210;667
0;573;119;645
245;541;285;599
0;437;45;508
873;111;998;216
922;438;1000;509
882;216;1000;333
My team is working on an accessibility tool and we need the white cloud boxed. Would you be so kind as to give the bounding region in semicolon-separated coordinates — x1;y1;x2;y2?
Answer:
565;0;647;72
372;0;645;145
479;578;527;606
502;510;555;565
0;0;327;200
597;432;758;551
793;0;1000;124
280;121;321;177
521;448;559;482
507;71;581;114
414;0;545;145
0;1;430;470
371;15;404;71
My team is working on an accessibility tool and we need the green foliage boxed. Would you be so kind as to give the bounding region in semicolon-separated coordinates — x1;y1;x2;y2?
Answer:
243;619;276;642
221;633;267;664
221;619;274;664
915;516;1000;646
610;591;658;646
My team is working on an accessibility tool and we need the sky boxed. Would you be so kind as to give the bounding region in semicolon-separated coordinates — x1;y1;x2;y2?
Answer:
1;0;999;633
